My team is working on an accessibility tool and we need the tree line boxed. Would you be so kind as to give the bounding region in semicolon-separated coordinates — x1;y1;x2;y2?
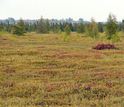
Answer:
0;14;123;40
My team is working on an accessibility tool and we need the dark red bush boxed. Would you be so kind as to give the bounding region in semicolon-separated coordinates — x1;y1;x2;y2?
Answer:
93;43;116;50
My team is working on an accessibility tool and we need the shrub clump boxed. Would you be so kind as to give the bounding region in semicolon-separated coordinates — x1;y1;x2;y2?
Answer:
93;43;116;50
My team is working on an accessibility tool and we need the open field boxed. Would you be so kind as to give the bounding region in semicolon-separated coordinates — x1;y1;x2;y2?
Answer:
1;32;124;107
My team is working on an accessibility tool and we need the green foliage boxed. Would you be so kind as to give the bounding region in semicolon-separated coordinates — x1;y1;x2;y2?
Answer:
86;18;99;39
63;25;71;41
77;23;85;33
0;26;4;31
12;19;25;35
64;25;71;35
0;23;5;32
106;14;118;41
111;33;120;43
52;24;61;33
24;22;37;32
2;16;124;35
121;20;124;32
98;22;104;33
12;25;25;35
37;17;49;33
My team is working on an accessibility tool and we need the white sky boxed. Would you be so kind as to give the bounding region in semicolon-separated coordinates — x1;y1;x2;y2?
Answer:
0;0;124;21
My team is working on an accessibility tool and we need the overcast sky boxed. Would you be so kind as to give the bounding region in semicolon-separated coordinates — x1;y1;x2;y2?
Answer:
0;0;124;21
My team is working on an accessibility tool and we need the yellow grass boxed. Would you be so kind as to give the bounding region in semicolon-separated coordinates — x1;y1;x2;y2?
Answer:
0;32;124;107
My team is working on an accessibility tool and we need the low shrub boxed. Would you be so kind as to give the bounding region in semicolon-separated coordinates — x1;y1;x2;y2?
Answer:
93;43;116;50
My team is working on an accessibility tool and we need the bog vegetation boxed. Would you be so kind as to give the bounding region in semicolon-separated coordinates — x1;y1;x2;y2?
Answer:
0;14;122;44
1;14;124;106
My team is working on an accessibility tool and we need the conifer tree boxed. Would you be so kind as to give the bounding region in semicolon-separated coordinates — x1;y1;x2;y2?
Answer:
106;14;120;42
86;18;98;39
12;19;25;35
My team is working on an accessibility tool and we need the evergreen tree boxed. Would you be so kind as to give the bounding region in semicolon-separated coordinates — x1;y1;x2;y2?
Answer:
106;14;118;41
36;17;48;33
77;23;85;33
0;23;4;31
86;18;98;39
52;24;61;33
12;19;26;35
98;22;104;33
